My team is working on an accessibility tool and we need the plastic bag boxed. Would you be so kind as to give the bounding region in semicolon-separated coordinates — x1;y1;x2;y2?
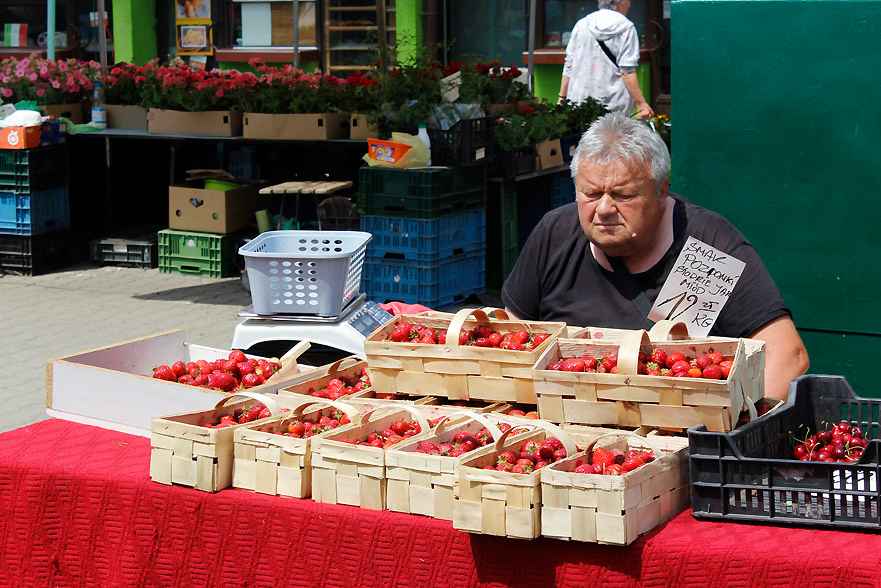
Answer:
362;132;430;169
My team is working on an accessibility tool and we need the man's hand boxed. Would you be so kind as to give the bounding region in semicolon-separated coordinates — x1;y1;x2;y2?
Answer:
634;101;654;119
749;316;810;401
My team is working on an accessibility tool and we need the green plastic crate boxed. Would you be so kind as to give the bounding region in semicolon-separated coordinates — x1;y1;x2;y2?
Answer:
157;229;238;278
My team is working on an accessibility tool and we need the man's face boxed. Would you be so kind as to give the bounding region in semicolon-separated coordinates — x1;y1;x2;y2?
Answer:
574;157;667;257
617;0;632;15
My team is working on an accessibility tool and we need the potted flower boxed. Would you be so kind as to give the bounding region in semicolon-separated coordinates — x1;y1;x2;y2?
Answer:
104;62;149;130
459;61;532;115
0;56;99;123
554;97;608;163
241;63;349;141
371;62;443;137
495;105;569;176
141;62;258;137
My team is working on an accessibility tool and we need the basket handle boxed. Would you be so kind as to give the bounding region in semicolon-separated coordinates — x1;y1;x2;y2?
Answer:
355;403;432;438
266;341;311;383
489;417;577;456
481;307;510;320
275;399;360;430
323;356;363;377
213;391;280;416
648;320;690;342
584;431;668;464
432;410;504;443
614;329;652;376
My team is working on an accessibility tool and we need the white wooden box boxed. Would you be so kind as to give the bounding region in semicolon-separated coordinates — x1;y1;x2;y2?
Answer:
47;330;313;436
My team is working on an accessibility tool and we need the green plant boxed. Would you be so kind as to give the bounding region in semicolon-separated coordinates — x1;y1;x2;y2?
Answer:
457;61;531;106
554;97;608;136
494;109;568;151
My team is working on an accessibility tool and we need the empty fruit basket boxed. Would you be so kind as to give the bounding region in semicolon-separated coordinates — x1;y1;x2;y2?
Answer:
239;230;372;317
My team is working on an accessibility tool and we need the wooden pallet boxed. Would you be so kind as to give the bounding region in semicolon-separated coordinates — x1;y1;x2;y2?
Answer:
259;181;353;195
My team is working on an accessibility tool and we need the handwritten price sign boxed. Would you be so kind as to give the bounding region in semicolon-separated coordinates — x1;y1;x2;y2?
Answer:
648;236;746;337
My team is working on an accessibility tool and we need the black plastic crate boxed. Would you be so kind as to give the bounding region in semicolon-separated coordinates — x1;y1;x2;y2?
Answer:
357;165;485;200
0;144;68;192
428;117;495;166
689;375;881;531
497;147;537;179
0;231;77;275
90;235;158;268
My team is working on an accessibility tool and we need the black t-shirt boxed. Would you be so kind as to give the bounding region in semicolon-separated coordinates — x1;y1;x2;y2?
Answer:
501;196;789;338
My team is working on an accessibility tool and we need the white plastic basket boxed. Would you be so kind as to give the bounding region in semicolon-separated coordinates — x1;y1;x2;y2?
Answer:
239;230;372;317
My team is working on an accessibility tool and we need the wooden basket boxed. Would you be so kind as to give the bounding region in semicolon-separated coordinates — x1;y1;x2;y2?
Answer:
233;399;360;498
310;404;432;510
385;411;505;520
150;392;281;492
277;356;370;400
532;322;765;432
540;431;689;545
453;421;578;539
365;308;566;404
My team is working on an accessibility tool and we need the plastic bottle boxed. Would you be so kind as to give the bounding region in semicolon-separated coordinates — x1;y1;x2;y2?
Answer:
91;80;107;129
417;123;432;167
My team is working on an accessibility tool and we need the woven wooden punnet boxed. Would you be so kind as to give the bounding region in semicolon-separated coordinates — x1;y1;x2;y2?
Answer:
310;404;432;510
385;411;505;520
365;308;566;404
540;431;689;545
453;422;577;539
533;322;765;432
233;399;360;498
150;392;281;492
278;356;370;400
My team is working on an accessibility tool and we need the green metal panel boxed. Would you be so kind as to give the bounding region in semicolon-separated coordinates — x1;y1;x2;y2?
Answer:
396;0;424;65
111;0;157;65
799;330;881;398
672;0;881;336
533;64;562;103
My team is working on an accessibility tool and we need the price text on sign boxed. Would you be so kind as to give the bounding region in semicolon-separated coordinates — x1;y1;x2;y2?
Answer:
648;236;746;337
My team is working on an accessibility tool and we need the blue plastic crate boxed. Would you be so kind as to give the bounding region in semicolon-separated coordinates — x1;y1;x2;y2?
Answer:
362;251;485;307
550;172;576;209
0;187;70;235
361;209;485;263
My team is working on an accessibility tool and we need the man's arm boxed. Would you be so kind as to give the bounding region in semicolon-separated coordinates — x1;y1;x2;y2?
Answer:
620;71;653;119
558;75;570;104
750;316;809;401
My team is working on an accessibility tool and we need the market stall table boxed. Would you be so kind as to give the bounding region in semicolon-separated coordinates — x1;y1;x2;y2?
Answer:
1;419;880;587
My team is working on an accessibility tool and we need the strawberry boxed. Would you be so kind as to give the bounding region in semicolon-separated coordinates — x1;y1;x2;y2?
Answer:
707;351;723;365
487;332;504;347
531;333;549;347
152;365;176;381
702;364;723;380
665;352;686;369
177;375;195;385
650;349;667;366
496;450;518;466
719;360;733;378
539;442;556;461
687;367;703;378
574;463;593;474
228;350;248;364
241;373;264;388
171;361;187;378
510;331;530;346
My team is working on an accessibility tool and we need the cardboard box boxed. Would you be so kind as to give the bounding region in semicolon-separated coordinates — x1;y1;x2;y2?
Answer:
536;139;564;170
43;103;84;124
169;182;257;234
243;112;349;141
0;125;41;149
349;113;377;140
148;108;243;137
107;104;148;131
46;330;316;437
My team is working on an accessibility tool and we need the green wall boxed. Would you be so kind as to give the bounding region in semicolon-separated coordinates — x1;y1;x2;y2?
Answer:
396;0;424;65
672;0;881;395
112;0;157;64
533;62;651;106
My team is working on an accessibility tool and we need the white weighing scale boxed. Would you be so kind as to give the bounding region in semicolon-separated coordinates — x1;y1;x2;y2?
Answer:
230;294;394;357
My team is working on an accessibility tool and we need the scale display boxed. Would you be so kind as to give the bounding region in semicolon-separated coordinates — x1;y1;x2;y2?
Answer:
346;301;394;337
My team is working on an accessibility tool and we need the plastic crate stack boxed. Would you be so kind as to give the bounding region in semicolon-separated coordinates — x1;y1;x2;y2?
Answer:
357;165;487;307
0;145;72;275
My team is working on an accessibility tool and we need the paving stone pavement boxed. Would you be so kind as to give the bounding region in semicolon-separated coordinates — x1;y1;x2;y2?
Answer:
0;264;252;433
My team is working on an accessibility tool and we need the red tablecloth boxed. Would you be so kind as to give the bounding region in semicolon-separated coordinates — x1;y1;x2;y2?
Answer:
1;420;880;587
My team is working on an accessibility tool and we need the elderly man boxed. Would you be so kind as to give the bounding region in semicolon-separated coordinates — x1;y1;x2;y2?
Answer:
502;113;809;400
559;0;653;119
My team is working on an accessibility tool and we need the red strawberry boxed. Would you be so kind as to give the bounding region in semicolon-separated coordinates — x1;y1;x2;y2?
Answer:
719;360;733;378
531;333;549;347
228;350;248;364
665;352;686;369
650;349;667;366
574;463;593;474
152;365;176;381
241;373;263;388
171;361;187;378
487;332;504;347
496;450;518;466
177;375;195;385
702;364;723;380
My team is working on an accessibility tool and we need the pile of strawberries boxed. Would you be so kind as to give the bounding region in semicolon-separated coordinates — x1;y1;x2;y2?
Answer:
482;437;567;474
387;321;549;351
548;349;733;380
505;407;540;419
347;419;422;448
792;421;868;463
152;350;280;391
415;428;493;458
278;408;352;439
572;446;656;475
203;402;275;428
305;368;371;400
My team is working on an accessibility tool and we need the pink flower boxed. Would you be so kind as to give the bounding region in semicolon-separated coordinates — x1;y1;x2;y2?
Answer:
28;72;37;82
215;88;225;98
36;88;45;97
1;88;12;98
51;80;61;89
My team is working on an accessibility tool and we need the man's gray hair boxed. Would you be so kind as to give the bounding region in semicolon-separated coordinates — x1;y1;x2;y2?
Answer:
598;0;623;9
570;112;671;186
